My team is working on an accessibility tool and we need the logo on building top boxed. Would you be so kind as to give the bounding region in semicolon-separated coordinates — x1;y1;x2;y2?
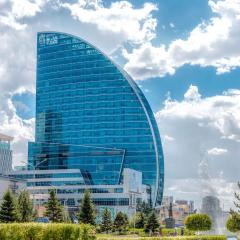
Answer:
38;34;45;45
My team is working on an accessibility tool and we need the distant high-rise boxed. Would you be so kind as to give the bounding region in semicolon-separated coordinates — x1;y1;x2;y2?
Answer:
201;195;223;229
28;32;164;206
0;133;13;174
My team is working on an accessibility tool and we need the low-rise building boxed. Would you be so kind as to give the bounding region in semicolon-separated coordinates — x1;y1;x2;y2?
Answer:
0;175;26;202
8;168;150;219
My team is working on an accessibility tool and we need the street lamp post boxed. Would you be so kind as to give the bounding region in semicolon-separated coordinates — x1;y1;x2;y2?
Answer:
20;159;48;209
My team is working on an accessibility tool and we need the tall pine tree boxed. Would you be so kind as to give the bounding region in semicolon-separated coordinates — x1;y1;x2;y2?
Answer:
135;212;145;229
78;190;95;225
45;189;63;222
100;208;112;233
18;190;34;222
144;211;160;234
113;212;128;233
0;189;19;223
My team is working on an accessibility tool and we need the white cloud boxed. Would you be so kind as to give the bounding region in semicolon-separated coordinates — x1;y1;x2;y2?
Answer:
169;22;175;28
11;0;44;19
123;42;175;80
184;84;201;101
0;29;36;166
208;147;228;155
124;0;240;80
157;85;240;209
0;98;35;166
61;0;157;45
0;0;47;30
0;14;27;30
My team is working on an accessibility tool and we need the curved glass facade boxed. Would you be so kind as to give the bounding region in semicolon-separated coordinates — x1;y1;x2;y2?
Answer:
29;32;164;206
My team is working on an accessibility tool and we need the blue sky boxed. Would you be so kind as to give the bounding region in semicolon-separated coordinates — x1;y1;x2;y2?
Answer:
0;0;240;209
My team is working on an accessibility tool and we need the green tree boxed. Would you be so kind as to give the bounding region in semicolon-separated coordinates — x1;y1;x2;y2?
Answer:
134;212;145;229
226;213;240;233
113;211;128;233
227;182;240;233
18;190;34;222
137;201;152;215
100;208;112;233
0;189;19;222
78;190;95;225
185;214;212;233
144;211;160;234
233;182;240;212
45;189;63;222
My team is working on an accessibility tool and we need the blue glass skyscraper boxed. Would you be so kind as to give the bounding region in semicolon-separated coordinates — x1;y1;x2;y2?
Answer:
29;32;164;206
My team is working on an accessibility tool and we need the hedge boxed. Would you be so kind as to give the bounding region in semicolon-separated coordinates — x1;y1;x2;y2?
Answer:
0;223;96;240
97;236;226;240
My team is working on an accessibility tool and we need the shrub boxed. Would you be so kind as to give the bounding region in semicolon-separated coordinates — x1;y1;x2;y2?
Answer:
97;236;226;240
0;223;96;240
226;213;240;232
161;228;194;236
185;214;212;232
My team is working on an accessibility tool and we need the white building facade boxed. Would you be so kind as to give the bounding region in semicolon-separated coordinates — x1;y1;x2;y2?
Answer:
9;168;150;219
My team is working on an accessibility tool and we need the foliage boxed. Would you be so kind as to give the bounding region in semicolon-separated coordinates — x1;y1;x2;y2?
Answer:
144;211;160;234
62;209;71;223
0;189;19;223
134;212;145;229
78;190;96;225
0;223;96;240
18;190;34;222
161;228;194;236
113;212;128;233
233;182;240;212
96;236;226;240
127;228;145;236
226;212;240;232
227;182;240;233
136;201;152;215
100;208;112;233
185;214;212;232
45;189;63;223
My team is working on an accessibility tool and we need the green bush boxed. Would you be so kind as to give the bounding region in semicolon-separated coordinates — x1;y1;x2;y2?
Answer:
185;214;212;232
162;228;194;236
0;223;96;240
226;213;240;232
97;236;226;240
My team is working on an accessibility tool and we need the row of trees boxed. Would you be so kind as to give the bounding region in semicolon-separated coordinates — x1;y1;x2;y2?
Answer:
0;189;69;223
100;204;160;234
74;190;160;234
0;187;160;234
6;186;240;235
0;189;34;222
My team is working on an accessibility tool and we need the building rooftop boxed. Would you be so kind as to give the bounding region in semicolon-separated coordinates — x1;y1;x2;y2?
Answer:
0;133;14;142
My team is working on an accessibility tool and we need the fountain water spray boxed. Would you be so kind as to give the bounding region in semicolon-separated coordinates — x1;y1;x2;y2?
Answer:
198;151;225;234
